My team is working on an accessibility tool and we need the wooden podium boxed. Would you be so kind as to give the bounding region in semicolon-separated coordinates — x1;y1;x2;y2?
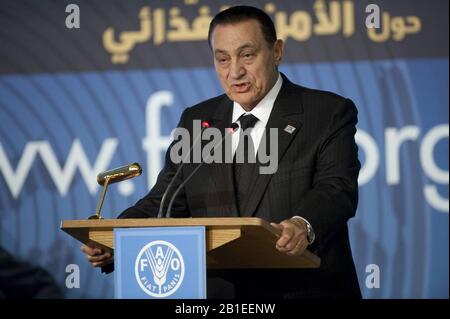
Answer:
61;217;320;269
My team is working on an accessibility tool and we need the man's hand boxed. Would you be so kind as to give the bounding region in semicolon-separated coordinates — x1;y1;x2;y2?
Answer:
80;244;113;268
270;218;309;256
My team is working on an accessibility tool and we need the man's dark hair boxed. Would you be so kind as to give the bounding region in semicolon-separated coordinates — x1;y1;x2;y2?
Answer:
208;5;277;49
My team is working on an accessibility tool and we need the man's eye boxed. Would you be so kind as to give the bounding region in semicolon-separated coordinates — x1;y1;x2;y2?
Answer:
243;53;254;60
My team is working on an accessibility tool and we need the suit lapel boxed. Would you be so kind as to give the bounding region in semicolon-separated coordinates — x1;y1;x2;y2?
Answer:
241;76;304;217
208;96;239;217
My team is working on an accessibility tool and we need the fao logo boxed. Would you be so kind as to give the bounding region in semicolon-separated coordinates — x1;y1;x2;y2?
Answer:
135;240;185;298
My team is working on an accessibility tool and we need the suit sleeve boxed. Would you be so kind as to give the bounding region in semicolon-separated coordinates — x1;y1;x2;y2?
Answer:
295;98;360;248
118;109;191;219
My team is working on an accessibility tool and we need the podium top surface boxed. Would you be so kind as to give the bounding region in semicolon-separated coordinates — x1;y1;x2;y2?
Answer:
61;217;273;230
61;217;321;269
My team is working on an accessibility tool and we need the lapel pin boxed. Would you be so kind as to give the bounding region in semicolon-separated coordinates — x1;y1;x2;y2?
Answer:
284;125;296;134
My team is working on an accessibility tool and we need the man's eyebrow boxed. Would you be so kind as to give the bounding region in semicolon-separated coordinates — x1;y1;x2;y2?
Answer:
236;43;257;52
214;49;229;55
214;43;257;55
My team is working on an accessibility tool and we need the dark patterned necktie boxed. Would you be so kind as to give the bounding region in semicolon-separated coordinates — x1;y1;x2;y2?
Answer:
233;113;259;214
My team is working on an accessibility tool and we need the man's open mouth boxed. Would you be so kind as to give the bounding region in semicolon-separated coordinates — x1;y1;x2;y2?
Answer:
232;82;251;93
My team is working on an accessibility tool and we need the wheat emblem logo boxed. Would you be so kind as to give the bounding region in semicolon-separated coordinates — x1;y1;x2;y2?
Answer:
135;240;185;298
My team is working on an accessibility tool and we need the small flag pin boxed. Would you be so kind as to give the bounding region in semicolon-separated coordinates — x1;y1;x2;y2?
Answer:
284;125;296;134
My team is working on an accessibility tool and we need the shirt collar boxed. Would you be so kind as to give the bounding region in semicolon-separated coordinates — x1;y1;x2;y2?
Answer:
232;73;283;126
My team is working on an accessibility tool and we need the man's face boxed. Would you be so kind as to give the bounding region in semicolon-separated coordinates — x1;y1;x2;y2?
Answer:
211;20;283;111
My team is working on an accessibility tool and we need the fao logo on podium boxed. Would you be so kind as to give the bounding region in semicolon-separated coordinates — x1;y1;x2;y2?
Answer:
135;240;185;298
114;226;206;299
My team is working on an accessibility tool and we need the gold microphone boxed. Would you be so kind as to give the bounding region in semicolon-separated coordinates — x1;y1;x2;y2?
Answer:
97;162;142;185
88;163;142;220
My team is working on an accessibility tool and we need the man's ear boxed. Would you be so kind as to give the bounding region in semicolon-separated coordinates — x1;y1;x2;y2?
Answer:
274;39;284;66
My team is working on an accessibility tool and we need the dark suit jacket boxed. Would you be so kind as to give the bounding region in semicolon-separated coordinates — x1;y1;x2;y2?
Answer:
118;74;362;299
0;247;62;299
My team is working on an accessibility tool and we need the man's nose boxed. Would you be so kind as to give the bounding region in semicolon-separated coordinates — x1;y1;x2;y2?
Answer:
229;59;246;79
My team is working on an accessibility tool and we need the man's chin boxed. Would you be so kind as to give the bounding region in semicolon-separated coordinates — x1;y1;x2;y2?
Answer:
228;94;257;109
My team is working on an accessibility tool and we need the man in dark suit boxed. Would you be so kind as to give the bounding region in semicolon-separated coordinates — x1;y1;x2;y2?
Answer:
82;5;361;298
